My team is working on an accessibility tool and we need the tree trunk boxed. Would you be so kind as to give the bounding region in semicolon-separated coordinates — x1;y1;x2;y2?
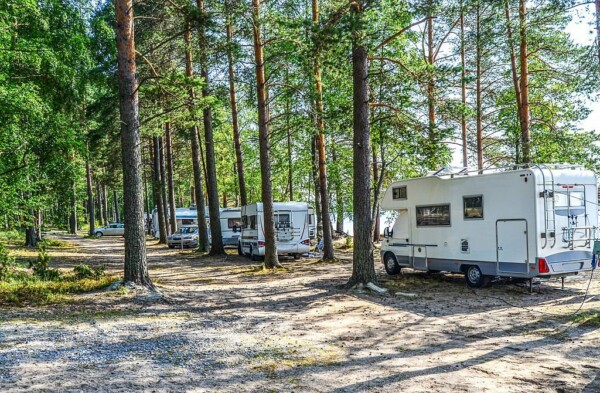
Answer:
348;2;376;286
96;181;104;226
69;180;77;234
225;11;248;207
25;211;37;248
159;136;170;236
165;122;177;233
426;4;436;170
152;136;167;244
86;160;95;236
287;109;294;201
113;190;120;223
102;184;109;225
505;0;523;161
115;0;151;287
460;7;468;168
476;3;483;172
197;0;224;255
372;148;380;243
518;0;530;164
332;141;344;234
252;0;280;268
312;0;334;260
311;136;323;239
183;24;210;252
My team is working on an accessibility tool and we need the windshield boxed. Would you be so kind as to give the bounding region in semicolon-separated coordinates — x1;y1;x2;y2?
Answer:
179;227;197;234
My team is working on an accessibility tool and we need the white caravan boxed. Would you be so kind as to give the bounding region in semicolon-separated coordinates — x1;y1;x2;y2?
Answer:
153;207;241;247
239;202;314;259
220;207;242;246
379;164;598;288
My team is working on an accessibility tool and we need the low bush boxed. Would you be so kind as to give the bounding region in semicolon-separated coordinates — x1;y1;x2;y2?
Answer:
31;244;61;281
73;264;105;279
0;273;116;306
0;242;16;280
0;230;22;245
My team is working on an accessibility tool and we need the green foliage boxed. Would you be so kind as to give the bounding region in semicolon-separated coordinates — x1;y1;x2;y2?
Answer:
0;242;16;281
31;244;60;281
73;263;105;280
571;311;600;327
0;273;115;306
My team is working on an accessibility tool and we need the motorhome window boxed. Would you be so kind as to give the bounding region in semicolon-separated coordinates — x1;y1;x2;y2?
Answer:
555;191;584;208
228;218;241;228
182;219;194;225
392;186;407;200
463;196;483;219
242;215;248;229
275;213;291;229
250;215;257;230
416;204;450;226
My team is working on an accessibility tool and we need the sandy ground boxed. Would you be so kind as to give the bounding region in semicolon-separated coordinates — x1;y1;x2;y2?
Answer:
1;233;599;392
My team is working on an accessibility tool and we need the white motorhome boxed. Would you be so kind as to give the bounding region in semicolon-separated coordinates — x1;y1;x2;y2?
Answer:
239;202;314;260
153;206;241;247
220;207;242;246
379;165;597;288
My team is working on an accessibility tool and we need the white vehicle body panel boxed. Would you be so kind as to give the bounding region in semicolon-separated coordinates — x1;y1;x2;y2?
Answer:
380;165;597;278
240;202;313;257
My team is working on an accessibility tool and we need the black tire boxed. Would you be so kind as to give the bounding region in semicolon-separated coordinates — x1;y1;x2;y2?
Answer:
293;253;301;260
238;243;244;256
383;253;401;275
168;245;175;249
465;265;491;288
95;232;103;238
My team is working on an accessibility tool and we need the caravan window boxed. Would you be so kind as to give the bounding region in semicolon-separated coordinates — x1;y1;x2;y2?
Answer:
275;213;291;229
242;215;248;229
392;186;407;200
228;218;241;229
463;196;483;219
416;204;450;227
249;215;257;229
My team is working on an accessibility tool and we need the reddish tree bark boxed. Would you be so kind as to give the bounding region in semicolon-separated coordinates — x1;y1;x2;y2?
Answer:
252;0;281;268
115;0;151;287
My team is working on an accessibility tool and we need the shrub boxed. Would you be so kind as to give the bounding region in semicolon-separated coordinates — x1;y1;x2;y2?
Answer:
0;242;15;281
73;264;105;280
31;244;60;281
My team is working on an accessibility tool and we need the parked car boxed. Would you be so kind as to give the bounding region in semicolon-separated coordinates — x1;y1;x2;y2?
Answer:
167;225;199;249
95;223;125;237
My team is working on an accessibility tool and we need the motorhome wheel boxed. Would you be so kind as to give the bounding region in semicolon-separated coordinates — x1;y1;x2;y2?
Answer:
465;265;490;288
238;243;243;256
384;253;401;275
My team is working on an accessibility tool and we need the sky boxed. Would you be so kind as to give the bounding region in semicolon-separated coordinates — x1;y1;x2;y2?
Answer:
566;4;599;132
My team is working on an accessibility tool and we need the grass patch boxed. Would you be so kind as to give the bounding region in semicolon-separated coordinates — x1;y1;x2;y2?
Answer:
40;238;73;248
251;343;343;373
0;272;116;306
571;311;600;327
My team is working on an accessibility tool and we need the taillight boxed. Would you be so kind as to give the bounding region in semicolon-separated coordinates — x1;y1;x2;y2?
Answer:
538;258;550;274
258;241;265;247
300;239;310;246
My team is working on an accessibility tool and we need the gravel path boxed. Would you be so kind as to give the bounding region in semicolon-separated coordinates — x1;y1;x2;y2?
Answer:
1;234;599;392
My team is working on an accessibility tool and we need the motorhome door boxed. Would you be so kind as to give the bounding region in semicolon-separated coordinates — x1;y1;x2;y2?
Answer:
274;211;293;242
496;219;528;274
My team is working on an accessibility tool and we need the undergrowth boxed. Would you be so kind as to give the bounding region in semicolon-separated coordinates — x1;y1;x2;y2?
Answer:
1;241;113;306
571;312;600;327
